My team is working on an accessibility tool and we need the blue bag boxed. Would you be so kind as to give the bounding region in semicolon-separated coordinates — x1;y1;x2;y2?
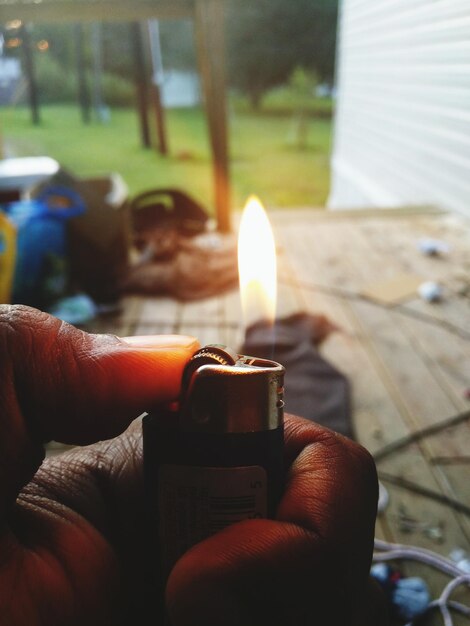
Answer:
5;186;85;308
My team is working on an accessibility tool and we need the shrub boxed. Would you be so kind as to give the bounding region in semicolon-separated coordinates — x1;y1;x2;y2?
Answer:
33;53;77;104
18;52;134;107
101;73;134;107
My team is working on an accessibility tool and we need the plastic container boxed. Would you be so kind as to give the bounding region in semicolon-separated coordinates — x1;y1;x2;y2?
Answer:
5;186;85;308
0;211;16;303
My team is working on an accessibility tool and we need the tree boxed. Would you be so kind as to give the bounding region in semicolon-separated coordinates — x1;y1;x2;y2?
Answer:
226;0;338;108
293;0;338;82
158;20;197;72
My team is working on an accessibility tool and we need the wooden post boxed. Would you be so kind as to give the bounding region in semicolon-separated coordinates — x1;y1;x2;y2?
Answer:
147;19;169;156
194;0;231;232
21;23;40;125
151;83;168;155
130;21;151;149
90;22;107;122
74;23;91;124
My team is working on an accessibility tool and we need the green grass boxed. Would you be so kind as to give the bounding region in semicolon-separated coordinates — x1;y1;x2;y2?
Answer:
1;103;332;214
232;88;334;118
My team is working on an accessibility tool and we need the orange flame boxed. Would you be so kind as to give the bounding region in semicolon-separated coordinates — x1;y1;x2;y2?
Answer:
238;196;277;328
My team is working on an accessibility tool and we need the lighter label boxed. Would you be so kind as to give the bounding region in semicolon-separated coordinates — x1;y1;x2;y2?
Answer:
158;465;267;573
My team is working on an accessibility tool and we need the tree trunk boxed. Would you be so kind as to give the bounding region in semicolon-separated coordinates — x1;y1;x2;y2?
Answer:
249;90;263;111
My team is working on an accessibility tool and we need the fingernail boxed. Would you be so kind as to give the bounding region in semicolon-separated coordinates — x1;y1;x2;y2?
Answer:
120;335;199;349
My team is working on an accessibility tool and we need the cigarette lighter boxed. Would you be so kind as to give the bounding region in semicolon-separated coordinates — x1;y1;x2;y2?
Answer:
143;344;285;583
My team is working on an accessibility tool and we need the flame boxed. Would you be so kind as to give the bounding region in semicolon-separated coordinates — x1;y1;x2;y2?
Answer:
238;195;277;328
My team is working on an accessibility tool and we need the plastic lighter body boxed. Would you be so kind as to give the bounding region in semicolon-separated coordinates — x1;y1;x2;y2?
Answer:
143;344;285;584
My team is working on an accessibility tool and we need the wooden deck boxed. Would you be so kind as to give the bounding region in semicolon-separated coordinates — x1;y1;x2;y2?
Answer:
88;206;470;618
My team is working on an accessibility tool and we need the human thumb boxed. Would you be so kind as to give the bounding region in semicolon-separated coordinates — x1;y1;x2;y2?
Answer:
0;305;198;507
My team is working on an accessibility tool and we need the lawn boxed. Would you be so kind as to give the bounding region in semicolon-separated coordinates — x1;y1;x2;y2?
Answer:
1;102;332;214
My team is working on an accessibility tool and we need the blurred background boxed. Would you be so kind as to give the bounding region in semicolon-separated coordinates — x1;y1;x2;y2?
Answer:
0;0;337;211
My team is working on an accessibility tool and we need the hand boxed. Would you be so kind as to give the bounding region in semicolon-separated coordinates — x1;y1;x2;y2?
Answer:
0;305;378;626
167;417;378;626
0;305;198;626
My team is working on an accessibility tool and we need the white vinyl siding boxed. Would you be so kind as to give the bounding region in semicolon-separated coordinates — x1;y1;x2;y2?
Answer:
328;0;470;217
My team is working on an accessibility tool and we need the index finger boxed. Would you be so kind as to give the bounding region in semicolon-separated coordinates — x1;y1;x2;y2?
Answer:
0;305;198;512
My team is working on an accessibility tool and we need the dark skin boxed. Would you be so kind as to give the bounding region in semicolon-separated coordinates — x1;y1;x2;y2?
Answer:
0;305;378;626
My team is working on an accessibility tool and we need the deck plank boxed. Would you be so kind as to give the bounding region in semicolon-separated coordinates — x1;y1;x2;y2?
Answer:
85;294;143;336
273;213;470;568
331;219;470;543
220;288;244;349
133;296;182;335
178;295;225;345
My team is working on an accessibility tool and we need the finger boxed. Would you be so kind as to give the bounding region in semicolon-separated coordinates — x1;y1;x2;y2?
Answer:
278;415;378;610
167;414;378;626
0;304;198;509
12;421;150;625
281;414;377;546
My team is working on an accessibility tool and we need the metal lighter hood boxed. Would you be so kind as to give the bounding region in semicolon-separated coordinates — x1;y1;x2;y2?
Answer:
179;345;285;434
